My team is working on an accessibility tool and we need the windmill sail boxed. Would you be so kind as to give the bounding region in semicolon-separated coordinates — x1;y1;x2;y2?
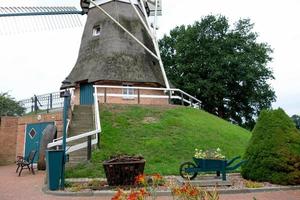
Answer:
63;0;166;88
0;6;83;34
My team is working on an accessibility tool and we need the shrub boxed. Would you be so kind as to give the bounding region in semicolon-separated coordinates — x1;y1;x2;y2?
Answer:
242;108;300;185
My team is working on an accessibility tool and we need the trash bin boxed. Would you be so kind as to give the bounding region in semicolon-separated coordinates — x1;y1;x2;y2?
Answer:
46;150;64;190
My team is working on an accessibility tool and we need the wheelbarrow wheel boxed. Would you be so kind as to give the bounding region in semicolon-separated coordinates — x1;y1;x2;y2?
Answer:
179;162;197;180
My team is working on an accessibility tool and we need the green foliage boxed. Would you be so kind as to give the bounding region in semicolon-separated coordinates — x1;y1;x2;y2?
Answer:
66;104;251;178
159;15;276;129
0;92;25;116
242;108;300;185
244;180;263;188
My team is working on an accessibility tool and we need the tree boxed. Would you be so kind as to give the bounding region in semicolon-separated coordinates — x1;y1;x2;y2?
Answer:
291;115;300;129
0;92;25;116
242;108;300;185
159;15;276;129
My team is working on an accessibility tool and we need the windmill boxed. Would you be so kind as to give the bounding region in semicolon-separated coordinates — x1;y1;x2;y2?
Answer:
63;0;170;105
1;0;169;105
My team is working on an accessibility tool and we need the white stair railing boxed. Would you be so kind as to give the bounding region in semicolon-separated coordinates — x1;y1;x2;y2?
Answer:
47;88;101;153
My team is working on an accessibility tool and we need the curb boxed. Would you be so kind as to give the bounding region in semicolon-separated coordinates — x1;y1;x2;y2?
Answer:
42;185;300;197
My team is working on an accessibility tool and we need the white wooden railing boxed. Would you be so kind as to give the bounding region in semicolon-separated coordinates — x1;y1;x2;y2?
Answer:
94;85;202;109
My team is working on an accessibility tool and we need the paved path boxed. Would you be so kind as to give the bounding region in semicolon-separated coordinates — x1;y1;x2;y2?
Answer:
0;165;299;200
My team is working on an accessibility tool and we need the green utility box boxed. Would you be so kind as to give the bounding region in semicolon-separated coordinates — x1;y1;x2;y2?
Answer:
46;150;64;190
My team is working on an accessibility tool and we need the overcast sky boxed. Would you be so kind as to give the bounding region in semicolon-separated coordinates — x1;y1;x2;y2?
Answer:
0;0;299;115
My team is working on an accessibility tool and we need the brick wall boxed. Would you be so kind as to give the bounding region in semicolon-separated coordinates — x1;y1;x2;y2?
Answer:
15;112;63;157
73;87;169;105
0;117;18;165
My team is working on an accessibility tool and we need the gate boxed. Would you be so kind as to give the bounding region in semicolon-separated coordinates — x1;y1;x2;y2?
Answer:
25;122;54;163
80;83;94;105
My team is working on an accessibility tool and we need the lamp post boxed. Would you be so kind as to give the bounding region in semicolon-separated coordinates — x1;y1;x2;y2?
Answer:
60;78;71;190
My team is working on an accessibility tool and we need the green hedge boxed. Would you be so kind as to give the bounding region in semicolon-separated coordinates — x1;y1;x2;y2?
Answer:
242;108;300;185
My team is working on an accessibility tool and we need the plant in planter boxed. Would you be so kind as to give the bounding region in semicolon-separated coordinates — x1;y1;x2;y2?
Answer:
194;148;226;160
103;155;146;186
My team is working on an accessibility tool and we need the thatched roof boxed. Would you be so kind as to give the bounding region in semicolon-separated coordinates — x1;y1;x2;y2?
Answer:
62;1;165;88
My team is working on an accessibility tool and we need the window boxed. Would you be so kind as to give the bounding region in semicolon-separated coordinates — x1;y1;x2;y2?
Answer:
93;25;101;36
122;84;135;99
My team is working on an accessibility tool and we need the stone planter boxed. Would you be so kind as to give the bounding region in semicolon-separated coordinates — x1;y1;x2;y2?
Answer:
103;155;145;186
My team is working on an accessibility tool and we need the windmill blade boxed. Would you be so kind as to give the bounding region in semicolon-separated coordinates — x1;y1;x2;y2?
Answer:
0;6;83;17
0;6;84;35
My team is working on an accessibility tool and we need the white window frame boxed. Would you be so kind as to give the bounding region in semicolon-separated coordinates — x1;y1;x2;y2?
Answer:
93;25;101;36
122;84;135;99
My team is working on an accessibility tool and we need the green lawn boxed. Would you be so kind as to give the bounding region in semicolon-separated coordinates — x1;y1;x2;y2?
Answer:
66;104;251;178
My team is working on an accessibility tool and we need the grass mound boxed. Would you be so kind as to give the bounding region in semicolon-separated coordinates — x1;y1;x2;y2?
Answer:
242;108;300;185
66;104;251;178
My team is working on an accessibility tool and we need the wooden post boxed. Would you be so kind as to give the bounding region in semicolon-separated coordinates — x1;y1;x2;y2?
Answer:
181;92;184;105
104;88;107;103
189;98;192;107
168;90;172;104
137;89;140;104
87;135;92;161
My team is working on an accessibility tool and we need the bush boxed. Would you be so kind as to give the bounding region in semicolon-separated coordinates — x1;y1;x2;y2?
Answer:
242;108;300;185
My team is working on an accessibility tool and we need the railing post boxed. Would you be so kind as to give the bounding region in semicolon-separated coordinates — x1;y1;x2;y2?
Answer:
168;90;172;104
50;93;53;109
47;96;49;113
31;97;34;112
34;95;38;113
87;135;92;161
181;92;184;105
104;88;107;103
189;98;192;107
137;89;140;104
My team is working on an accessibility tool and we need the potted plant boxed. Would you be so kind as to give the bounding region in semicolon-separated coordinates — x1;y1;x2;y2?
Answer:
103;155;145;186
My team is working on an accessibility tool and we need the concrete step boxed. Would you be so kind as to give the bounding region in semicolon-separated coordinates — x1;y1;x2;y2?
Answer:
69;122;94;127
66;105;95;166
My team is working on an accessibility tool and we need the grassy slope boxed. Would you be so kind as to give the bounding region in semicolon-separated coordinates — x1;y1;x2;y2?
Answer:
66;104;251;178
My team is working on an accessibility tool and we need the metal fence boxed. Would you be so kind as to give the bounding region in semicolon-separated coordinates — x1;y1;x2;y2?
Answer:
19;92;63;113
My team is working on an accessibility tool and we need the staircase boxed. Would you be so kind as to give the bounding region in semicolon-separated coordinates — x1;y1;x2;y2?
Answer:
67;105;95;166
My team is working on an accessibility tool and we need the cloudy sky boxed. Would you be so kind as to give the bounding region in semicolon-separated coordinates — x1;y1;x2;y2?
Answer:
0;0;299;115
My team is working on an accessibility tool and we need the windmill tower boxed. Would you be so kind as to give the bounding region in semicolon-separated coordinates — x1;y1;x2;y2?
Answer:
62;0;170;105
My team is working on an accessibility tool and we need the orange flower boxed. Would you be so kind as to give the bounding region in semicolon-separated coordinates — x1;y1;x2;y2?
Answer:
172;188;182;196
135;174;146;185
127;191;139;200
152;173;162;181
112;189;123;200
189;188;200;197
139;188;149;197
